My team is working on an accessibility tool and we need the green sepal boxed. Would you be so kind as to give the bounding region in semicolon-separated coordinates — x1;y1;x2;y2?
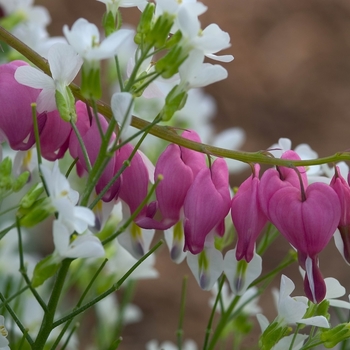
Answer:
155;46;187;79
160;85;188;121
12;171;30;192
55;87;77;122
136;3;155;36
102;10;116;36
321;323;350;348
146;12;174;48
165;30;182;48
20;183;44;209
18;198;53;227
81;65;102;100
32;254;60;288
259;321;291;350
0;157;12;177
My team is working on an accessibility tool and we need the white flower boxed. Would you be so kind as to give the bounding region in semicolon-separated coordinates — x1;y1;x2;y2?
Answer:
0;0;50;28
15;43;82;113
187;244;224;291
97;0;148;15
63;18;134;67
40;161;95;234
274;275;329;328
223;248;262;295
146;339;197;350
179;50;228;89
53;220;104;259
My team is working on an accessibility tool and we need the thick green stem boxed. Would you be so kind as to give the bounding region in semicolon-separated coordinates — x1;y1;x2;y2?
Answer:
32;259;71;350
1;25;349;167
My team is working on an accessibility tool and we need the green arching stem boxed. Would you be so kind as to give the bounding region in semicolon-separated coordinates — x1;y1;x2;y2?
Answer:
1;25;348;167
177;276;188;350
52;240;163;329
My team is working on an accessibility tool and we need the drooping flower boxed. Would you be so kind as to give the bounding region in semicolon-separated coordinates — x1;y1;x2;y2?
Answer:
330;166;350;264
0;60;42;151
261;172;341;303
69;101;121;202
231;164;268;262
136;130;206;230
183;157;231;254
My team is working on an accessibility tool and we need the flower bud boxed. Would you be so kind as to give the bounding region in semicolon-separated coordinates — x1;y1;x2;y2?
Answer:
321;323;350;348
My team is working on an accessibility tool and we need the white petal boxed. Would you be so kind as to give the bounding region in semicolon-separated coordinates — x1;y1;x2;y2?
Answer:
15;65;54;89
48;43;83;83
111;91;134;138
298;315;329;328
325;277;346;299
329;299;350;309
205;53;234;62
53;220;71;256
36;88;57;113
256;313;269;333
273;334;308;350
66;234;105;258
189;63;228;88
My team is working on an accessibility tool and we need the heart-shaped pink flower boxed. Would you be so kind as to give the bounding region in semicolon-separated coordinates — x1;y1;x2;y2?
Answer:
267;182;341;302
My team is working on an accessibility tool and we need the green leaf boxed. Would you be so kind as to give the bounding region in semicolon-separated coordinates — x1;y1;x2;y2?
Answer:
32;255;60;288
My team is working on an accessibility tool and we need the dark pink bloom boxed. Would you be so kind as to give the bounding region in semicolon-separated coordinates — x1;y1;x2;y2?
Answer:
265;180;341;303
231;164;268;262
259;150;307;220
136;130;206;230
115;143;151;218
183;158;231;254
0;61;44;150
69;101;120;201
330;167;350;263
40;110;72;160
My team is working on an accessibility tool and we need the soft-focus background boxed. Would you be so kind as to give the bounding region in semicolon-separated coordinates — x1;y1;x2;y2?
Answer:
35;0;350;348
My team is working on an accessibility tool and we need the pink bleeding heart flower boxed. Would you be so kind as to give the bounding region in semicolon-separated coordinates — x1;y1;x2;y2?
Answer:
330;166;350;264
265;179;341;303
259;150;307;221
69;101;120;201
40;110;72;161
231;164;268;262
136;130;206;230
115;143;151;219
183;158;231;254
0;61;44;150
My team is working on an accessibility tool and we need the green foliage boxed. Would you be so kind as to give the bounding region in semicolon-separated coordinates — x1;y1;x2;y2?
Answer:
32;255;60;288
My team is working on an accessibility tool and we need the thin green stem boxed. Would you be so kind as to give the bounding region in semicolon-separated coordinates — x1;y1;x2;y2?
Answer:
0;293;34;346
206;295;240;350
177;276;188;350
16;218;47;312
52;240;163;329
203;276;225;350
60;323;79;350
0;286;29;307
101;177;161;245
65;158;79;178
70;120;92;172
31;103;42;166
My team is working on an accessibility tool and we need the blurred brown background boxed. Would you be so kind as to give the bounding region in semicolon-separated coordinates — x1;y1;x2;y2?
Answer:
35;0;350;349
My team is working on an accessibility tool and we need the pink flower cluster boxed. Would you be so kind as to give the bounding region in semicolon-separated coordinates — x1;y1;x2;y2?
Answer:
2;60;350;304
